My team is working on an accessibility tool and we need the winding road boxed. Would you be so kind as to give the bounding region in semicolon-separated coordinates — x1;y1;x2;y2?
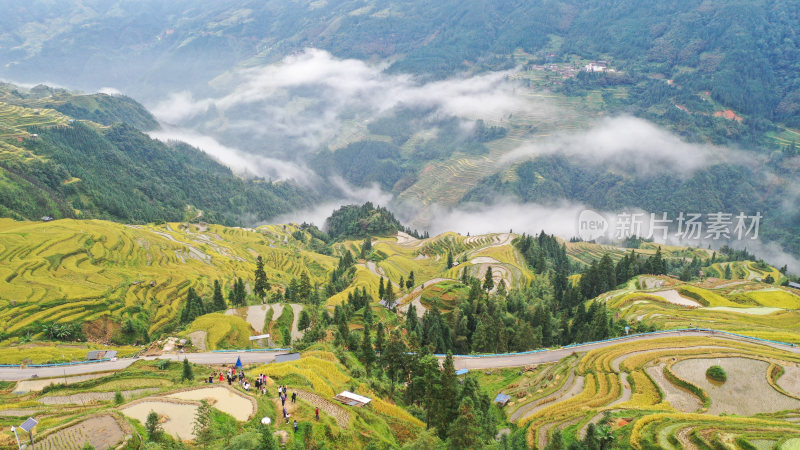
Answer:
3;329;797;382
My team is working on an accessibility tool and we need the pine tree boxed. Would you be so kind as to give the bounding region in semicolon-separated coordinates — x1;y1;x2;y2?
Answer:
399;275;405;292
434;353;459;439
407;271;415;289
378;277;385;300
446;251;454;269
145;411;162;441
297;310;311;331
298;271;312;302
386;282;395;306
254;255;270;299
375;323;385;354
384;329;407;391
483;266;494;292
446;397;481;449
363;303;374;325
259;422;279;449
724;264;732;279
212;280;226;311
192;400;213;444
182;358;194;381
361;325;375;369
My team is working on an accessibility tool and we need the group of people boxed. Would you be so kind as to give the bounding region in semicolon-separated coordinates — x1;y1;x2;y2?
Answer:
207;367;320;434
208;367;244;386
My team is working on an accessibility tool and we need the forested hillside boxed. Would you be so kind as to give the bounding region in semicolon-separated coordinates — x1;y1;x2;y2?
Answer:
0;84;316;224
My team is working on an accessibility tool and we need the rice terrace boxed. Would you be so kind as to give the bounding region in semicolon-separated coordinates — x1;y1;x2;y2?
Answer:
3;1;800;449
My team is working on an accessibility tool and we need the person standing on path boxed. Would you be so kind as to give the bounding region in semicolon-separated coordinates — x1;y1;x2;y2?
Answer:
315;407;319;421
291;392;296;403
294;420;298;433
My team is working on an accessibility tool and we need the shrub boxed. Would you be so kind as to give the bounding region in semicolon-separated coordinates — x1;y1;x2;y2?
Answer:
706;365;727;383
114;390;124;404
182;358;194;381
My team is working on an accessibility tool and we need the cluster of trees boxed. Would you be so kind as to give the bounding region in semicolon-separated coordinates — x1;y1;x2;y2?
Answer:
179;282;228;325
324;202;404;240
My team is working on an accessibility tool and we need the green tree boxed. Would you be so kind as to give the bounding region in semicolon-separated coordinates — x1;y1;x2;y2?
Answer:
145;411;163;441
544;428;565;450
446;397;482;449
446;251;454;269
384;329;407;392
298;272;312;302
433;353;459;439
483;266;494;292
297;310;311;331
764;274;775;284
379;277;385;300
192;400;213;444
259;424;279;450
399;275;405;292
281;326;291;347
724;264;732;279
375;323;385;354
361;324;376;369
182;358;194;381
385;281;395;306
363;304;374;326
361;237;372;258
212;280;226;311
254;256;270;299
407;271;415;289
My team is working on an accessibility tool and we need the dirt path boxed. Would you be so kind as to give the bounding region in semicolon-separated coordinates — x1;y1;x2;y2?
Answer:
289;303;304;341
225;304;271;333
187;330;207;351
38;414;126;450
649;290;702;307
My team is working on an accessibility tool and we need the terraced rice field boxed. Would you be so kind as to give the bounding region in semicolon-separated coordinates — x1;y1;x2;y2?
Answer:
37;414;127;450
120;398;199;440
166;386;255;421
605;276;800;343
0;219;335;341
498;335;800;448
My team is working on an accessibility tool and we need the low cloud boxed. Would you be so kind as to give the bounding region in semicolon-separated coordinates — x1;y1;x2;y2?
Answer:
424;200;596;238
98;87;122;96
267;177;393;229
501;116;753;176
150;48;535;155
148;126;313;184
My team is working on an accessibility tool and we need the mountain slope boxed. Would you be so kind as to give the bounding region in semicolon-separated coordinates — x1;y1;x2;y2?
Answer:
0;83;317;224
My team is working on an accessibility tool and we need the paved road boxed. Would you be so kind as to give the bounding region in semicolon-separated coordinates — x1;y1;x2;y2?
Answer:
447;329;800;371
0;351;289;381
4;329;796;381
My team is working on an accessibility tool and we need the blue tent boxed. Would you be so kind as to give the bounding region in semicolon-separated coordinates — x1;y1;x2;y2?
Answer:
235;356;243;369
